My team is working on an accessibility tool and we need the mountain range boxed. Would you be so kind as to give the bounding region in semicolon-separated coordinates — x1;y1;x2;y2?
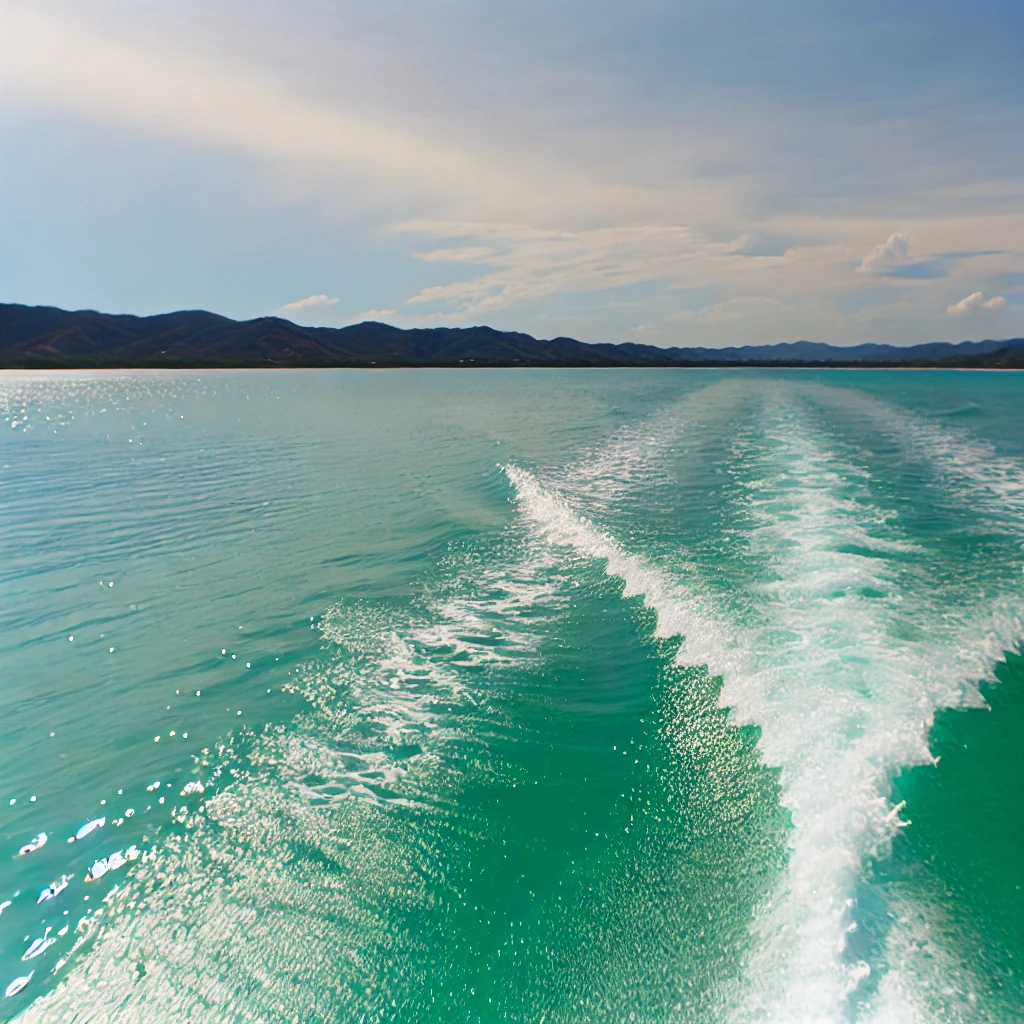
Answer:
1;302;1022;369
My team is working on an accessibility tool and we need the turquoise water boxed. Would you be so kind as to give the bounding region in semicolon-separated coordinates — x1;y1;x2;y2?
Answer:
0;369;1021;1023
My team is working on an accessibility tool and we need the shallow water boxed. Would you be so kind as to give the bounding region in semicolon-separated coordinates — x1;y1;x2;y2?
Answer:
0;368;1020;1023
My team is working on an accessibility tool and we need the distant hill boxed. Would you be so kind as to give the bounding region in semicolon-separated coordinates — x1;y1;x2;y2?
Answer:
1;303;1022;369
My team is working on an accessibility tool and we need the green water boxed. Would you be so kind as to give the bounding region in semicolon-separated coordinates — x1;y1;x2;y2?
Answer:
0;369;1020;1023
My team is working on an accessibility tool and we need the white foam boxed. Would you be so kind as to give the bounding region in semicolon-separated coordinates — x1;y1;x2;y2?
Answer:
299;556;564;807
858;882;1013;1024
505;391;1024;1024
506;463;746;683
563;379;747;507
802;383;1024;527
714;405;1012;1021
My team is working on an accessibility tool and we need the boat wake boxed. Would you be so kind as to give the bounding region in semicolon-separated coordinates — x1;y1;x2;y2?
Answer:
506;379;1024;1023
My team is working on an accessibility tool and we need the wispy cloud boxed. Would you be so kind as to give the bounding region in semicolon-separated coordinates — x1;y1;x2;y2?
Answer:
279;294;340;312
397;220;751;315
392;217;1023;341
946;291;1006;315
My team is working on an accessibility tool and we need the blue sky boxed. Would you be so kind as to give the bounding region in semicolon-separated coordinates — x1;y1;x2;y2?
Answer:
1;0;1021;346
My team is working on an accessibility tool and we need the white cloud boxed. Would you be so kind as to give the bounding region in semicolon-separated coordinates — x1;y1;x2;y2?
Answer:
945;291;1006;315
856;233;910;274
351;309;396;321
279;294;340;311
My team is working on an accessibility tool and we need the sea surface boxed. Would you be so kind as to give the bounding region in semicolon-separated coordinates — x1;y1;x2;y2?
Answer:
0;369;1021;1023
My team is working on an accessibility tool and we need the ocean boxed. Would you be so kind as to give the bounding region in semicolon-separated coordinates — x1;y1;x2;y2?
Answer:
0;368;1020;1023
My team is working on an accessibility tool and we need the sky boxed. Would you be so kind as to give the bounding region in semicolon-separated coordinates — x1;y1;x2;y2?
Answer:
1;0;1022;347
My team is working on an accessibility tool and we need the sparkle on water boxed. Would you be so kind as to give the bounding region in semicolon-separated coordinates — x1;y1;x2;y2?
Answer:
0;368;1021;1023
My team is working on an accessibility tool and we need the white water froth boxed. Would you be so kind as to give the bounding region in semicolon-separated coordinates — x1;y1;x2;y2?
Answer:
506;463;747;684
287;559;563;809
505;393;1023;1024
722;404;1019;1023
803;383;1024;528
563;380;746;507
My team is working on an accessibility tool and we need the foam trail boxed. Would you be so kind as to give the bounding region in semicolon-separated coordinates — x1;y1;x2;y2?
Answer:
505;463;746;684
563;378;748;506
708;405;1017;1022
288;563;560;805
716;405;963;1021
859;891;993;1024
18;548;567;1024
506;394;1023;1024
800;383;1024;526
